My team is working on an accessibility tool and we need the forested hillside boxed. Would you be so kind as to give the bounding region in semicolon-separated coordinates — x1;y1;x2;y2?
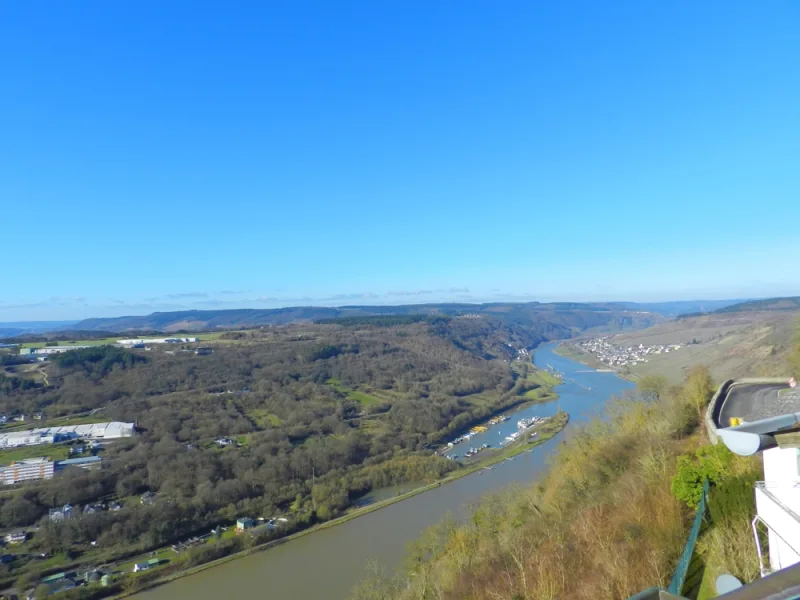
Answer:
0;316;565;591
714;296;800;313
64;301;664;333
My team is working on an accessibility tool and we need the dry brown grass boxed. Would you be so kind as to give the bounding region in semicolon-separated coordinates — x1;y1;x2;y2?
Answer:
354;375;711;600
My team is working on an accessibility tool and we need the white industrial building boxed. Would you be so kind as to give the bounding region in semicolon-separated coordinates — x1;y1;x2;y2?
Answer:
18;346;92;356
116;337;199;346
0;422;135;449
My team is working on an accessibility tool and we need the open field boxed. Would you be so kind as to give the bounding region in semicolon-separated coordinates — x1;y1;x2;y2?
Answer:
0;444;71;463
325;378;382;407
564;311;798;383
19;331;228;349
0;413;109;433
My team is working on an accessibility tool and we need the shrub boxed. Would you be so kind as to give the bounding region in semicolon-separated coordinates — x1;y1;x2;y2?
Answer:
671;443;733;508
708;472;758;525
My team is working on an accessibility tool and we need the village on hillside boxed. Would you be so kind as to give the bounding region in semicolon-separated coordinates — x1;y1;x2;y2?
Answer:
575;336;684;367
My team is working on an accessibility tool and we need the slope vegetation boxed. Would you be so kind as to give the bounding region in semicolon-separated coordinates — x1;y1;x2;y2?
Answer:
714;296;800;313
355;370;716;600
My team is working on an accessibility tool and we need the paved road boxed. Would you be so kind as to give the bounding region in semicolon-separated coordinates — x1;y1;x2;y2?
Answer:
717;383;797;428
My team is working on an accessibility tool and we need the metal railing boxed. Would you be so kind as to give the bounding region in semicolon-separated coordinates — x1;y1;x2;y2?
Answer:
667;479;709;595
752;481;800;576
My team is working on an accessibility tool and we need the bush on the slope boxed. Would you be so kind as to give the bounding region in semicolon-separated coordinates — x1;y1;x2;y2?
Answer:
671;443;734;508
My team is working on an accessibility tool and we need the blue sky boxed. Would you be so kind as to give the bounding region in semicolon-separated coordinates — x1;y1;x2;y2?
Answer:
2;1;799;321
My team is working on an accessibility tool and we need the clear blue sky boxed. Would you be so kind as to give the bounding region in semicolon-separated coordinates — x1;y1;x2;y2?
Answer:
2;1;799;321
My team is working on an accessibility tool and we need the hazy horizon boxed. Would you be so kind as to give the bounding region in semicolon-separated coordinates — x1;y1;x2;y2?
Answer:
0;292;786;324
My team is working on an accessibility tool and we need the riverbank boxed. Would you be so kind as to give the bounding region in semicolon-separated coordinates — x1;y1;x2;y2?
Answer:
364;363;708;600
554;342;640;382
113;412;569;599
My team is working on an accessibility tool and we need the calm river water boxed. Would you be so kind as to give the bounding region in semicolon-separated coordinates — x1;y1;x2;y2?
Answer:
138;342;634;600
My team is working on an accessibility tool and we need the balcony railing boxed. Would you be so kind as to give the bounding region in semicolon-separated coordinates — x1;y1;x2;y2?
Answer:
753;481;800;576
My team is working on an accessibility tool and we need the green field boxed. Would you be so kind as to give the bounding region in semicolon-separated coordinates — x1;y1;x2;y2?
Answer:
0;414;110;434
247;409;282;428
346;390;380;407
0;444;70;464
20;337;119;349
510;361;561;401
326;378;382;407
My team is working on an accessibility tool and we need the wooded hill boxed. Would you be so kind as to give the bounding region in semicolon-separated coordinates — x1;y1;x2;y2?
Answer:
63;301;666;333
714;296;800;313
0;316;568;591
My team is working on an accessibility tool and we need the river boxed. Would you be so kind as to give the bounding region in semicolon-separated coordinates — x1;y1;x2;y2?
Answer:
138;342;634;600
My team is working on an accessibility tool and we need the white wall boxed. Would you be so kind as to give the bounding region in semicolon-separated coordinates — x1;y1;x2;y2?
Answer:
759;448;800;573
763;447;800;482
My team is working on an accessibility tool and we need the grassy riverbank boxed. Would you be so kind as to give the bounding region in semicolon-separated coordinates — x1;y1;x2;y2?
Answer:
109;411;570;599
355;368;720;600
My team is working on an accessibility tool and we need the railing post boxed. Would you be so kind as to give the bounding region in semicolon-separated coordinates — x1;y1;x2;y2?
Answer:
667;479;709;595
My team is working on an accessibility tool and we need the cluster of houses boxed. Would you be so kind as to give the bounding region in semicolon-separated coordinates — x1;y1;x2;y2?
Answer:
45;492;155;522
505;343;531;361
48;498;127;522
35;567;114;595
13;503;291;596
235;515;289;534
0;413;43;425
574;337;684;367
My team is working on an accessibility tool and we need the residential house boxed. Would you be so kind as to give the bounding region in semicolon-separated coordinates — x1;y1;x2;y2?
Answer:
40;571;77;593
4;532;27;544
48;504;74;521
133;558;160;573
83;503;104;515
